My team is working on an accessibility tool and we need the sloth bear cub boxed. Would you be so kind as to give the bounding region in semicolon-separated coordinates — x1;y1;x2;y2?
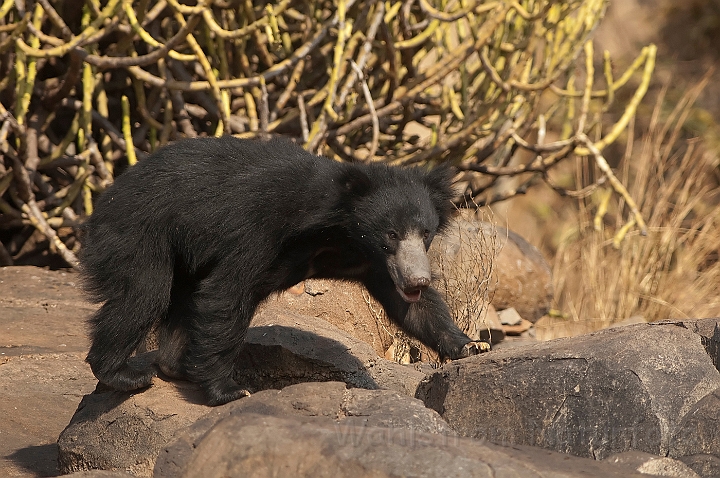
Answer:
81;136;480;405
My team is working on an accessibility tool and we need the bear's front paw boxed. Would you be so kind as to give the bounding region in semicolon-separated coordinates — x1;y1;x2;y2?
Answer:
461;340;491;357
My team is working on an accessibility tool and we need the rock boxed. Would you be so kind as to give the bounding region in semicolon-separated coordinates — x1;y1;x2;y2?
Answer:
156;412;647;477
63;472;137;477
1;352;97;477
1;266;98;478
669;387;720;477
682;319;720;371
57;379;211;476
466;302;505;344
239;308;427;396
605;450;701;477
498;307;523;326
665;319;720;477
490;226;553;322
497;307;534;336
0;266;92;356
674;454;720;478
502;318;534;336
260;279;394;357
429;219;553;323
155;381;455;476
58;309;428;476
609;315;647;328
417;319;720;461
60;380;452;477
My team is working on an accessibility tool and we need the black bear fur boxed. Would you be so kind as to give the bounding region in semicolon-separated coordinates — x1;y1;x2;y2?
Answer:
81;136;478;405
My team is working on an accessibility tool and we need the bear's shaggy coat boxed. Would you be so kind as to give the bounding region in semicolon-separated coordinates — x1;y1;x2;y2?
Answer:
82;136;477;405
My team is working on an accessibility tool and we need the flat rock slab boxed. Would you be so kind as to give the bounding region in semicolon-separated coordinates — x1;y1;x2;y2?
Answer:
1;266;97;478
0;266;91;356
0;352;96;477
417;319;720;470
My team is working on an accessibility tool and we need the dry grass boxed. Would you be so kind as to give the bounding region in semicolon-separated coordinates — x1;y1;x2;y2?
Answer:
431;211;500;342
543;80;720;339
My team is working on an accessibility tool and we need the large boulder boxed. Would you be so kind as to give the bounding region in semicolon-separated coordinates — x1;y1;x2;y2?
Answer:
669;387;720;476
430;219;553;323
417;319;720;469
239;308;426;396
59;381;455;477
260;279;394;357
155;411;647;478
155;381;455;476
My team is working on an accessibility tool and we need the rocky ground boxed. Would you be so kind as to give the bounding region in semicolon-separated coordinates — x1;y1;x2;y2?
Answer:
2;216;719;478
3;264;719;477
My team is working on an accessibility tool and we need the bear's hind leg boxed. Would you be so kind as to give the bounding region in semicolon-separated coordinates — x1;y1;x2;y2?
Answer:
153;279;198;380
85;259;175;391
86;295;165;391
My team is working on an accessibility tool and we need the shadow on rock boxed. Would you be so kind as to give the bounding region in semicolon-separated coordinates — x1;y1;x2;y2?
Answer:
235;325;380;393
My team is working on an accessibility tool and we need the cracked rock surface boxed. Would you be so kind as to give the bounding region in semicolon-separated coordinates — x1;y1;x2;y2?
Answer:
416;318;720;476
154;381;647;478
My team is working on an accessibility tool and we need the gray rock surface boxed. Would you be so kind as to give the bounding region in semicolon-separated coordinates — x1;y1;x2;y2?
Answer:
156;412;647;478
155;381;454;476
669;386;720;477
417;319;720;463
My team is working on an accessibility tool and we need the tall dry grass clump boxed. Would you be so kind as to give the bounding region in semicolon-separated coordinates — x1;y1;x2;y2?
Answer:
547;79;720;338
431;213;500;341
369;211;500;364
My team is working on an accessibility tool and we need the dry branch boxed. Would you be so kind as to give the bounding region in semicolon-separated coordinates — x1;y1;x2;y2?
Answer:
0;0;654;267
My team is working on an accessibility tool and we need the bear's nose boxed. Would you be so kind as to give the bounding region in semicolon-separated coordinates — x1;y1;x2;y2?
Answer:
409;276;430;290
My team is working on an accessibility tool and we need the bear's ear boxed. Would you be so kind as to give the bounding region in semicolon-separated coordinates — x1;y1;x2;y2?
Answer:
337;167;372;198
423;165;456;229
423;164;455;205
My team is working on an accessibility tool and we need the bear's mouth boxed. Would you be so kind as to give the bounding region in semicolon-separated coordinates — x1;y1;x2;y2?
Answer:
396;286;422;303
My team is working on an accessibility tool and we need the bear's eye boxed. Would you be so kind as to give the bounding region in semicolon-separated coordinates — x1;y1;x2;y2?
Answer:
423;230;430;240
388;231;399;241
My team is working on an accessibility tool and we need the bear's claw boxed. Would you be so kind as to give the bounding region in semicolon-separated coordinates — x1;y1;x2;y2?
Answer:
461;340;491;357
